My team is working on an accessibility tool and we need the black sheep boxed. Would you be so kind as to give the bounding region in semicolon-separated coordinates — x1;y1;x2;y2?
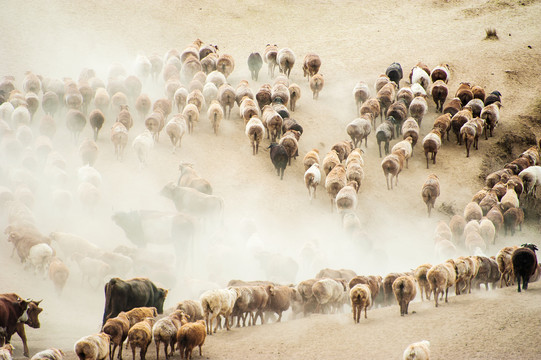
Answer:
484;90;502;106
511;244;538;292
385;62;403;88
269;143;288;180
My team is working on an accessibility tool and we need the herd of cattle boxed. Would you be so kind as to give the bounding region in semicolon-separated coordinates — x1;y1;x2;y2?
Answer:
0;36;540;360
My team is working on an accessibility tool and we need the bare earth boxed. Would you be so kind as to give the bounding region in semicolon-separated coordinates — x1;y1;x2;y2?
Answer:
1;0;541;359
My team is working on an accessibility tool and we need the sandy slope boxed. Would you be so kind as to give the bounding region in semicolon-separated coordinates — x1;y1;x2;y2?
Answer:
1;0;541;359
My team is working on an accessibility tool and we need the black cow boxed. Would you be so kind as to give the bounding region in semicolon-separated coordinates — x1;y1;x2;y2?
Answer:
102;277;168;325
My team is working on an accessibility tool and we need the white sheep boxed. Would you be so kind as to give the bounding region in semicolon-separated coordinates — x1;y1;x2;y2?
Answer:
74;333;110;360
245;117;266;155
353;81;370;113
519;166;541;198
49;231;101;258
403;340;430;360
206;70;227;89
479;218;496;245
410;66;430;92
31;348;64;360
391;137;413;169
409;95;428;126
411;83;426;97
165;114;187;153
335;184;358;214
27;243;54;276
239;97;259;125
200;288;239;334
312;278;348;313
304;163;321;202
12;105;31;127
346;116;372;149
173;87;188;113
277;48;295;78
132;130;154;169
110;122;128;162
77;165;101;187
202;82;218;108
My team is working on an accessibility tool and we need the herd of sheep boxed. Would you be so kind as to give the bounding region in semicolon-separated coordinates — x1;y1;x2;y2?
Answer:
1;36;540;360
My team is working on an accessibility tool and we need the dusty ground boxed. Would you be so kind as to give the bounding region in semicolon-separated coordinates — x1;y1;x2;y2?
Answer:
1;0;541;359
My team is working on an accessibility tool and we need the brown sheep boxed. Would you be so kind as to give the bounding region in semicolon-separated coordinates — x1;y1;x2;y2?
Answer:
454;257;476;295
374;73;390;93
48;257;69;295
503;207;524;236
486;205;504;233
455;82;473;106
176;320;206;360
413;264;432;301
152;310;188;360
89;109;105;141
422;129;442;169
480;102;502;139
449;215;466;243
279;131;299;166
383;272;410;306
176;300;204;323
387;99;409;134
348;275;381;304
497;246;519;287
360;98;381;127
350;284;371;322
421;174;440;217
127;317;155;360
288;83;301;112
392;275;417;316
443;97;462;117
460;118;481;157
102;312;129;360
303;149;320;171
125;307;158;328
325;164;347;211
432;113;451;142
331;140;354;163
402;117;419;149
430;80;448;112
217;84;235;119
377;82;397;121
427;260;456;307
256;84;272;110
322;150;340;176
265;285;300;322
309;74;324;99
474;256;501;290
303;53;321;80
450;107;473;145
261;105;282;142
381;149;406;190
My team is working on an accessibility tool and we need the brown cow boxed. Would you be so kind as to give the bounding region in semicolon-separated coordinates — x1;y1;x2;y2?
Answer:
0;294;33;355
0;294;43;356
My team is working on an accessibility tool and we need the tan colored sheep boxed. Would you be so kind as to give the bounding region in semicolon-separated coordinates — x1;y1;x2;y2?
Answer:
349;284;371;322
392;275;417;316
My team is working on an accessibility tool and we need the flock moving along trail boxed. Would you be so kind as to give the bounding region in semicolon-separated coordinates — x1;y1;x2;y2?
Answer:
0;37;540;360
